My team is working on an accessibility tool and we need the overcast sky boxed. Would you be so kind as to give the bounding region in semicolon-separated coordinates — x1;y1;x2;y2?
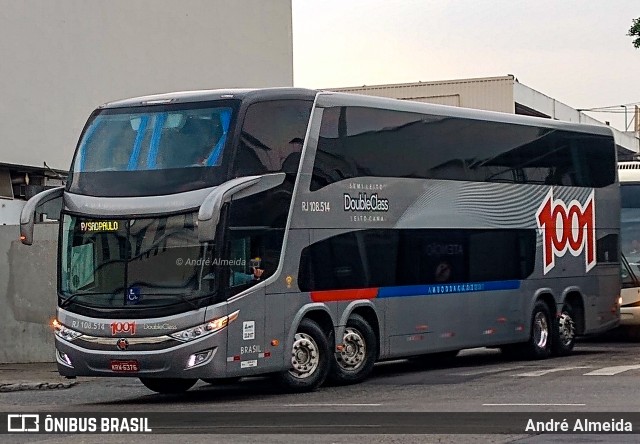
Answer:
292;0;640;132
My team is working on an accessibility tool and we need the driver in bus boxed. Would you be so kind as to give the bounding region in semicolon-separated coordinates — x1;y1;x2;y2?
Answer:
231;259;264;286
202;258;264;286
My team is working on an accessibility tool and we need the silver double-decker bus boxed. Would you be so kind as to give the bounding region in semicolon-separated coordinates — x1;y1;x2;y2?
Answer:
21;88;620;393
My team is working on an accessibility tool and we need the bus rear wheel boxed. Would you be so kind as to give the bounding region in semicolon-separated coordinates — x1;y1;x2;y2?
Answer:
524;300;553;359
277;318;330;392
329;314;377;384
139;377;197;394
552;303;576;356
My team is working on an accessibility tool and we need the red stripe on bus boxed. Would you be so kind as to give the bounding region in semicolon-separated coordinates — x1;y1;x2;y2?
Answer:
310;288;379;302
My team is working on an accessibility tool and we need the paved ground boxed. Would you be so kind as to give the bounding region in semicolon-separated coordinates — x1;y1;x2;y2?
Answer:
0;363;78;392
3;333;640;443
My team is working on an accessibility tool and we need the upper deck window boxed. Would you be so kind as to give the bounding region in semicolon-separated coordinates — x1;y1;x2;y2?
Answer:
311;106;616;190
76;106;232;171
231;100;313;177
68;100;239;197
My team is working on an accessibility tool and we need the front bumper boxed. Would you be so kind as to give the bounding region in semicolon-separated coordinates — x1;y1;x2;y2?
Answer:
55;331;227;379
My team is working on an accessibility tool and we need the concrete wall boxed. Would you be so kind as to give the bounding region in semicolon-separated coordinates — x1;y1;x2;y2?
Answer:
0;0;294;170
0;224;58;363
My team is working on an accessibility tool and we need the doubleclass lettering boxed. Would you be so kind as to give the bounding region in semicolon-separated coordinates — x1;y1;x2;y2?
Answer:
343;193;389;212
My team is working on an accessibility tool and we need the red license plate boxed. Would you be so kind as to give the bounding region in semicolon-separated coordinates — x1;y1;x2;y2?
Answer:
110;360;139;372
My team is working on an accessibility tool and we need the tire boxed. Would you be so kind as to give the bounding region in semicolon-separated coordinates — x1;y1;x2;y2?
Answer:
524;300;553;359
139;378;197;394
202;377;241;385
329;314;377;384
552;302;576;356
277;318;330;392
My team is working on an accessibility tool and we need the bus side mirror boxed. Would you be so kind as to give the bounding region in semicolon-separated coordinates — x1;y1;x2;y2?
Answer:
198;173;285;242
19;186;64;245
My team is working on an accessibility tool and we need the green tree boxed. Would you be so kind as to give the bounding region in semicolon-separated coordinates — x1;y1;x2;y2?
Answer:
629;17;640;48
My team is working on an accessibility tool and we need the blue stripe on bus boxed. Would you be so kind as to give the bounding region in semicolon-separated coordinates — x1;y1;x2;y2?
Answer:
205;108;232;166
127;115;149;170
77;119;101;171
146;113;167;168
377;280;521;298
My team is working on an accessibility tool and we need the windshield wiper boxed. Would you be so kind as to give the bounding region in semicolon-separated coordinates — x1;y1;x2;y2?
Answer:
59;288;124;309
59;293;82;309
59;290;209;311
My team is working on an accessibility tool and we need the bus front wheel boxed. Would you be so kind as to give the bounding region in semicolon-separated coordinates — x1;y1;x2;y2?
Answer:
329;314;377;384
277;318;330;392
139;377;197;394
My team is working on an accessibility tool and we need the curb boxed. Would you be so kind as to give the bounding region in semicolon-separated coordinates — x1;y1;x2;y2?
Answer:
0;381;77;392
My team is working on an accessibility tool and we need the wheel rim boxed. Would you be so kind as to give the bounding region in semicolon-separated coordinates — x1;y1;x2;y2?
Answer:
558;311;575;347
533;311;549;349
337;327;367;372
289;332;320;379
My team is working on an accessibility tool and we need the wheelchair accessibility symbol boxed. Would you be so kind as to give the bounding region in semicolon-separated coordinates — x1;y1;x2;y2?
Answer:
126;287;141;305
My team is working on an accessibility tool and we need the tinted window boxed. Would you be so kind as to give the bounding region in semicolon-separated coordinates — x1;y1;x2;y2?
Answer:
311;106;616;190
59;212;216;309
68;100;240;197
232;100;313;177
299;229;536;291
596;233;619;264
223;187;291;297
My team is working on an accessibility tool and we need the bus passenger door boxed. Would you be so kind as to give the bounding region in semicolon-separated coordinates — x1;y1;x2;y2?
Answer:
220;185;291;375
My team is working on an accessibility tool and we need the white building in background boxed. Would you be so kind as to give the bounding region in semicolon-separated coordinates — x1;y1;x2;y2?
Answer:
0;0;293;363
328;75;639;160
0;0;294;223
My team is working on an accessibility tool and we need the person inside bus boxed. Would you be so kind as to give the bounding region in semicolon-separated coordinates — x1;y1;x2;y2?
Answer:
202;261;264;286
230;261;264;286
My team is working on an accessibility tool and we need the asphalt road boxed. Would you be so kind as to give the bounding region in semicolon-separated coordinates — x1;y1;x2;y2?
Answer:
4;332;640;444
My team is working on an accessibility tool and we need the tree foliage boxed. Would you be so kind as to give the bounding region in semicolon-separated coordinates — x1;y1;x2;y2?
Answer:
629;17;640;48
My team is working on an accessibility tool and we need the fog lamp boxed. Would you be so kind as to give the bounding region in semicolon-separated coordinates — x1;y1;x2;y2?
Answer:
187;349;213;368
56;349;73;367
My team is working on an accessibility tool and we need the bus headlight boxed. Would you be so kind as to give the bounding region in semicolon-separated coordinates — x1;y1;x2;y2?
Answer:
52;319;82;342
170;310;239;342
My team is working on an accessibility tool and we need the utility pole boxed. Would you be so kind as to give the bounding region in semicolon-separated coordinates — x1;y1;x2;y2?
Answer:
622;105;629;130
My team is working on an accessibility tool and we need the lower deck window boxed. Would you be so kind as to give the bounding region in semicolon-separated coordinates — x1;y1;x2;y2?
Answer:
298;229;536;292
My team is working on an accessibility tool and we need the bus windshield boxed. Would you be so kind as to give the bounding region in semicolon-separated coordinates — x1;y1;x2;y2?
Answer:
60;212;219;310
68;100;239;197
621;183;640;266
